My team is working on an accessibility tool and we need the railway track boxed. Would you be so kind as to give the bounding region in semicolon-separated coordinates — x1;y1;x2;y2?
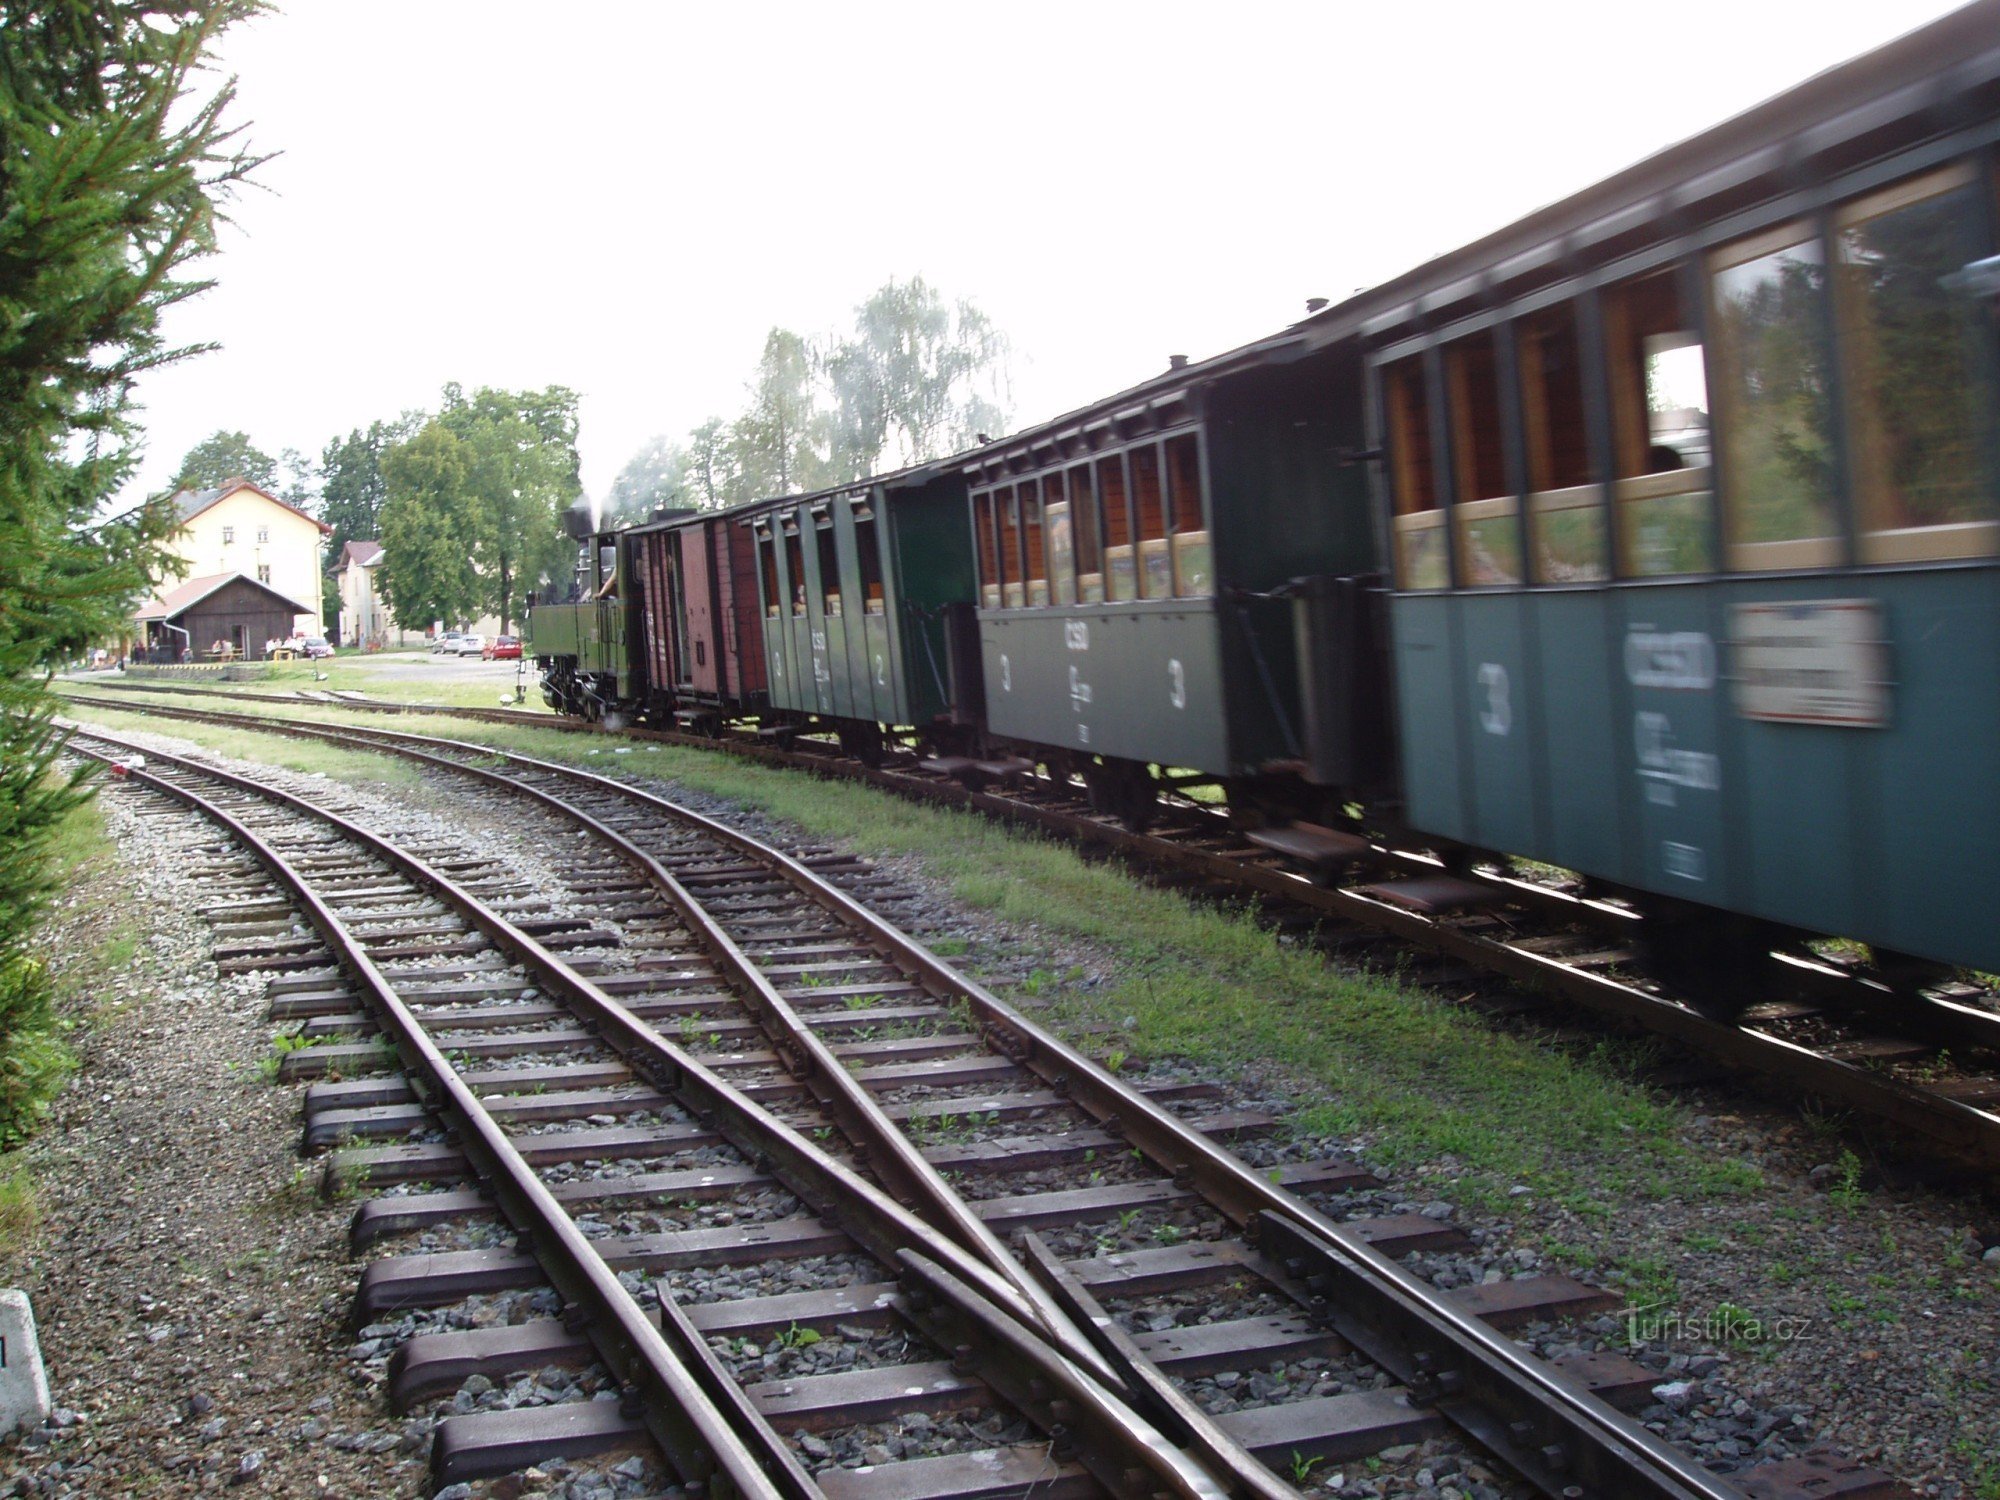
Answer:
59;704;1912;1499
65;680;2000;1178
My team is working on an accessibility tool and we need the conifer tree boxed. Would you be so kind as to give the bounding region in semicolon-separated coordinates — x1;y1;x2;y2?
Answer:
0;0;262;1138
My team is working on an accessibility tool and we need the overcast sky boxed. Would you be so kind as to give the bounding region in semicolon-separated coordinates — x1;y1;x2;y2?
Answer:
126;0;1971;511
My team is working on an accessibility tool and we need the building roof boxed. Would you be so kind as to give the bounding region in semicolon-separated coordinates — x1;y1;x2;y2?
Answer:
169;477;333;535
339;539;384;568
136;571;315;622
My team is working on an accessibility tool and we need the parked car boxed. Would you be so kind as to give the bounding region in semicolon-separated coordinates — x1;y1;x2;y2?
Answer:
431;632;466;655
483;635;522;661
451;633;487;656
302;637;335;659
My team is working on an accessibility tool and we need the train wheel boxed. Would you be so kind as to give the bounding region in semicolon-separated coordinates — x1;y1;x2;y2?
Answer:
838;723;886;768
1637;905;1779;1022
1084;761;1156;833
1870;947;1955;996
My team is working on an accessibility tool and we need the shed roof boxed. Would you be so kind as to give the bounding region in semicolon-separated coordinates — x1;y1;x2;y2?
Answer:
136;571;315;622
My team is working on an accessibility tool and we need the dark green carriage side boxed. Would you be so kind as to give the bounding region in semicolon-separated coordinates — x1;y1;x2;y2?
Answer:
1205;349;1385;783
746;465;972;731
970;345;1384;787
881;471;975;729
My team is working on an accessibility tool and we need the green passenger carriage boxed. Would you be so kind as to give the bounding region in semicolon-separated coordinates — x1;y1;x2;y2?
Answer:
961;343;1389;819
1333;0;2000;987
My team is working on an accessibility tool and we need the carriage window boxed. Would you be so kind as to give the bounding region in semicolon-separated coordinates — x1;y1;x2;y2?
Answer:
1070;464;1104;602
1130;444;1171;598
973;491;1000;609
1099;454;1135;601
1604;268;1714;576
1385;358;1446;589
1709;223;1838;570
1519;304;1607;583
815;515;841;616
1445;335;1518;585
1020;477;1048;606
782;524;807;615
1164;433;1211;596
1834;164;1998;563
758;532;780;619
1043;471;1075;605
853;512;886;614
997;484;1024;609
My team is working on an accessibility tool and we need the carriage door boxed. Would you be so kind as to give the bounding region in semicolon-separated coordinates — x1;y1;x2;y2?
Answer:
666;532;692;686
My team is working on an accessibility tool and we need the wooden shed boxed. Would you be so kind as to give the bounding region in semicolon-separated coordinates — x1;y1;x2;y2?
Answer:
135;572;316;661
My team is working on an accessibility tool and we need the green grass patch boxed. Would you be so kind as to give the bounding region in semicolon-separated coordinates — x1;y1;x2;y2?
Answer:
113;650;546;712
56;699;422;789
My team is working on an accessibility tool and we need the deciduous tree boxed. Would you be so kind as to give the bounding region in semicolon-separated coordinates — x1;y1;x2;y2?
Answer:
319;413;423;556
377;423;483;630
171;428;278;492
439;385;581;632
606;435;690;519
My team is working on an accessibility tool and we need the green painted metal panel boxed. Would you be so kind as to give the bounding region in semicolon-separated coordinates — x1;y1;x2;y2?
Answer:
1396;564;2000;975
1527;592;1624;879
526;602;583;660
1452;593;1536;856
980;604;1228;773
1869;569;2000;969
1389;595;1464;841
1612;589;1732;908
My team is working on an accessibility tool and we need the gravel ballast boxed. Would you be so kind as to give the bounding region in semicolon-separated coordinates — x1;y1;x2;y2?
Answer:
8;715;1998;1498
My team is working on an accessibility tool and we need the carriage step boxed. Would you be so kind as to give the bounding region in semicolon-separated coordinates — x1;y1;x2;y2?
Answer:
1245;822;1375;873
971;757;1038;780
1355;875;1507;915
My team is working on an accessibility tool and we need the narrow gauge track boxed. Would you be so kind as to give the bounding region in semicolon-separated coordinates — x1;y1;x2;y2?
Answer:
67;681;2000;1177
61;700;1906;1500
65;726;1233;1500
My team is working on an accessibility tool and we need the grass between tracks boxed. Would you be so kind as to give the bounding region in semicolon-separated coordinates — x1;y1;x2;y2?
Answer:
52;686;1743;1216
0;793;148;1243
109;647;546;711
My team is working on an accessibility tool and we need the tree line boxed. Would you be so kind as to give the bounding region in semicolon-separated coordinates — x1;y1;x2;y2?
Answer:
170;381;584;636
605;277;1010;518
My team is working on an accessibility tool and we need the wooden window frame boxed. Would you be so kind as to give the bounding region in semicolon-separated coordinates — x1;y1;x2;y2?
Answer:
1833;162;2000;564
1707;219;1844;572
1162;430;1211;598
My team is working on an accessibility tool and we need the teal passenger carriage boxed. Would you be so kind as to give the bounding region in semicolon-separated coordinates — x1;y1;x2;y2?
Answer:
1332;1;2000;986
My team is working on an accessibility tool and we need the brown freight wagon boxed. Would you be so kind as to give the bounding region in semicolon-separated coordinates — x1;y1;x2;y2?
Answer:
626;511;768;727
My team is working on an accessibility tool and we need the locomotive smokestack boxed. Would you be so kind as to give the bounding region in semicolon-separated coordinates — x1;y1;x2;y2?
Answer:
1306;297;1329;314
1168;354;1188;370
560;498;594;542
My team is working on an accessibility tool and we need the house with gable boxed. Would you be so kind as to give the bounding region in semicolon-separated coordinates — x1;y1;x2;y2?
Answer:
333;539;413;649
143;476;331;642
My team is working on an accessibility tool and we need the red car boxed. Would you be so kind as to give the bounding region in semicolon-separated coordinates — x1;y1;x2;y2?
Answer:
483;635;522;661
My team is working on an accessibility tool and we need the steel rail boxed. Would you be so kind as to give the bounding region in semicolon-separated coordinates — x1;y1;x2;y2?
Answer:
64;697;1755;1498
71;698;1121;1387
66;688;2000;1172
69;725;1230;1500
68;694;1315;1497
64;733;800;1500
